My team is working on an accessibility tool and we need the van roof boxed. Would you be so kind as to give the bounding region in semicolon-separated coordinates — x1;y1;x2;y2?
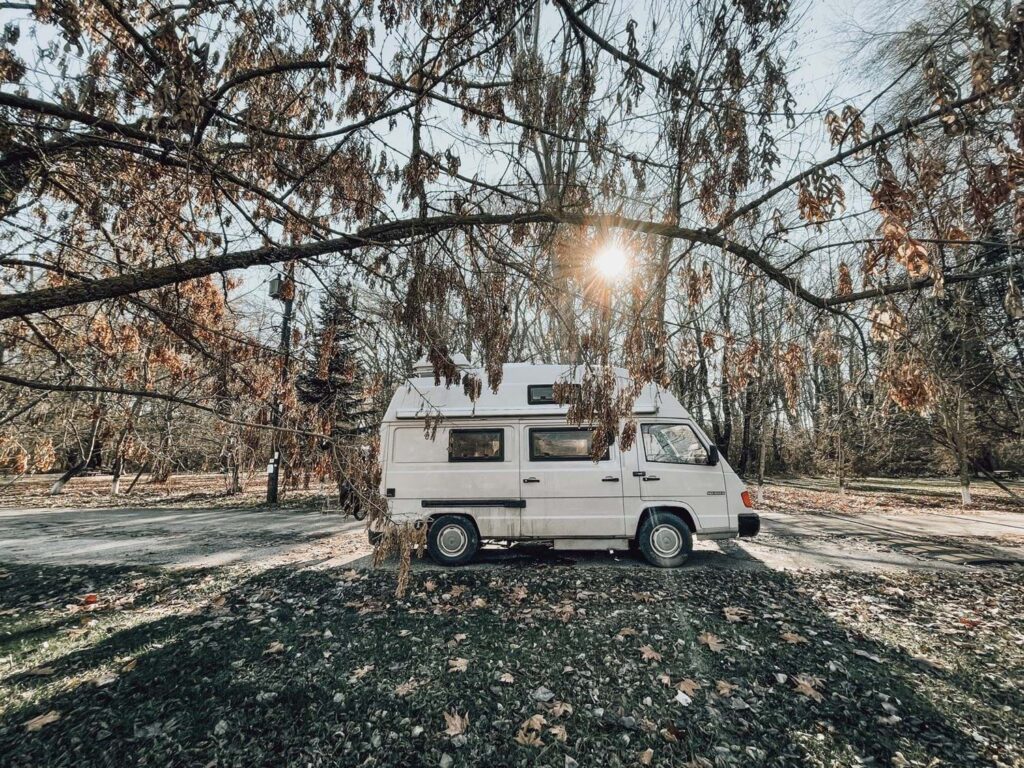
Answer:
383;363;692;421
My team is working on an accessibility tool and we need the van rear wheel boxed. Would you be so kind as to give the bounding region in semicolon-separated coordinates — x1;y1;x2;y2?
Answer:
637;513;693;568
427;515;479;566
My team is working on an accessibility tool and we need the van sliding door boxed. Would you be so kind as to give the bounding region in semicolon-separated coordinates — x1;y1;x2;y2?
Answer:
518;426;625;538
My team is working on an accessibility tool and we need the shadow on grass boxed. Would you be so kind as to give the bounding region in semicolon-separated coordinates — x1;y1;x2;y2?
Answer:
1;558;1021;767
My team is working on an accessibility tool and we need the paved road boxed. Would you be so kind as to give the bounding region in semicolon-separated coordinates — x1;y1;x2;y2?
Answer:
0;504;369;569
1;503;1021;573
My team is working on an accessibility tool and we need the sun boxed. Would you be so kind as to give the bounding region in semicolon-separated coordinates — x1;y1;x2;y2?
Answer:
593;241;629;280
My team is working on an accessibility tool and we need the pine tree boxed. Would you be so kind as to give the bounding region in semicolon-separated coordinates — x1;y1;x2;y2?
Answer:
296;284;369;513
297;284;365;432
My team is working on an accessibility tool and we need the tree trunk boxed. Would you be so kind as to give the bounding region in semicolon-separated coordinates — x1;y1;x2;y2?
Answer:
49;393;102;496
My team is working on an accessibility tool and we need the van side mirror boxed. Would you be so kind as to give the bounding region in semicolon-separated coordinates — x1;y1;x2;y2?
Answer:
707;445;719;466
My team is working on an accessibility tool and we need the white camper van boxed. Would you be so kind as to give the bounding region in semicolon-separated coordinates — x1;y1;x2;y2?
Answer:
376;359;759;567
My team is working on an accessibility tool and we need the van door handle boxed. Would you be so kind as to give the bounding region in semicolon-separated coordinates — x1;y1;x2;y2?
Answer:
642;476;661;482
602;476;620;483
523;477;540;484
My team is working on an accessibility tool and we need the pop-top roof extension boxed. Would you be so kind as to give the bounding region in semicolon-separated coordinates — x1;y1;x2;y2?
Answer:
386;362;691;421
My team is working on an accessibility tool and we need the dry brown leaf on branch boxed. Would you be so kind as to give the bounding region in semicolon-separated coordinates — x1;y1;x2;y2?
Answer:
698;632;725;652
448;657;469;673
444;710;469;736
639;644;662;662
24;710;60;732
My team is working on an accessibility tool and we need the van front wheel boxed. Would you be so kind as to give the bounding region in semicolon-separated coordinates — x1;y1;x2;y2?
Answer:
637;514;693;568
427;515;479;566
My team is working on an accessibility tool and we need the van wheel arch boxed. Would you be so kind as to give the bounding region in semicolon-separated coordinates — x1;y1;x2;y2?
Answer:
427;512;482;540
635;506;697;537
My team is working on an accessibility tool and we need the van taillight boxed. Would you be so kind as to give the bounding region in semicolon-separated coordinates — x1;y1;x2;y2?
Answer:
741;490;753;509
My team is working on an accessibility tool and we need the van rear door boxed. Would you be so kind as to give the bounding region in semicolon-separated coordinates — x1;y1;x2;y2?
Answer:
634;422;730;532
518;425;625;538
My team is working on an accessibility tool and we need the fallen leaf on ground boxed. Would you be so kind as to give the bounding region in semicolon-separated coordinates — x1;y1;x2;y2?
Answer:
452;633;467;644
549;700;573;718
639;645;662;662
639;747;654;765
121;659;137;673
424;579;437;592
514;714;546;746
263;641;285;655
853;649;882;663
349;664;374;681
499;672;515;684
715;680;736;697
617;627;637;639
781;631;808;644
548;724;567;742
676;678;701;696
723;606;748;623
792;674;824;702
394;678;421;696
698;632;724;652
444;710;469;736
24;711;60;732
27;667;55;677
448;657;469;673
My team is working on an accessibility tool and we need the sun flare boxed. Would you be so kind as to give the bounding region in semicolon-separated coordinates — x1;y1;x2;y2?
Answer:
593;242;629;280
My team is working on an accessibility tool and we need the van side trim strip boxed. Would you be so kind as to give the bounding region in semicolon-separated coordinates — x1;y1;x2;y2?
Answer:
421;499;526;509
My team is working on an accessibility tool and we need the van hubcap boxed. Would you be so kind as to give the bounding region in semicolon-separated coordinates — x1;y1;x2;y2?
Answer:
437;525;468;558
650;524;682;558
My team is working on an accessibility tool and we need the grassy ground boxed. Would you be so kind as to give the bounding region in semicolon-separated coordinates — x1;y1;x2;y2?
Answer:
2;559;1022;767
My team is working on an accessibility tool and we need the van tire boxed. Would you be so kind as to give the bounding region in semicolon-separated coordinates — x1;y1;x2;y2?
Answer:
427;515;479;566
637;513;692;568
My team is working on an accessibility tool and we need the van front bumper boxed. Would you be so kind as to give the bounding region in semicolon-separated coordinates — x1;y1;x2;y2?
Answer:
737;512;760;538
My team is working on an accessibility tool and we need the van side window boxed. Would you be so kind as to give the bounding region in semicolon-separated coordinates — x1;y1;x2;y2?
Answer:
448;429;504;462
527;385;555;404
641;423;708;465
529;428;609;461
527;383;580;404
